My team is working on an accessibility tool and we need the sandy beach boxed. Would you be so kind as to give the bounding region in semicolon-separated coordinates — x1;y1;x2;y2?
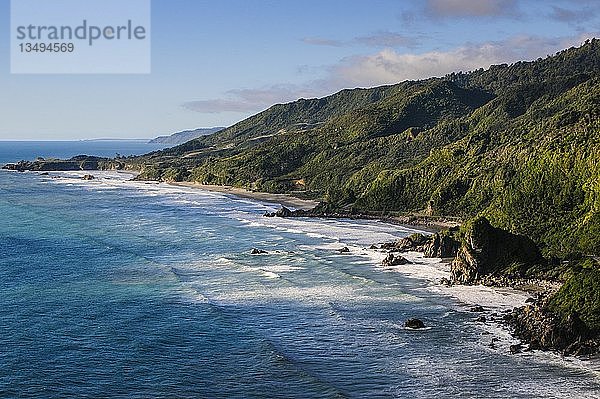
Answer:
169;182;320;210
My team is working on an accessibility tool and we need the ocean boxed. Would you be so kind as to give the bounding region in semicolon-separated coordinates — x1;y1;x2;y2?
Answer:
0;140;166;166
0;143;599;398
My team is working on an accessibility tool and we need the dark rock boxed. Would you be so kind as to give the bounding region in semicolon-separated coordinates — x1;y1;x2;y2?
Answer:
82;174;95;180
423;232;460;258
275;206;293;218
476;316;487;323
450;217;545;285
2;156;118;172
338;247;350;254
469;306;485;312
39;172;49;176
382;253;409;266
440;277;452;286
250;248;268;255
264;206;296;218
369;244;379;250
564;342;598;357
510;344;523;354
380;233;431;252
506;301;598;356
405;318;425;329
525;297;536;304
528;340;541;351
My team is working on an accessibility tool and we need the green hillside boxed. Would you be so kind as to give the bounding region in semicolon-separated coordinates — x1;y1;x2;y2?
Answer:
132;39;600;260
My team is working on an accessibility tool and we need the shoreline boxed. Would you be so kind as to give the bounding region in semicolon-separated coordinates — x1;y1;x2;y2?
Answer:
168;181;457;232
168;181;321;210
17;170;600;367
3;166;459;232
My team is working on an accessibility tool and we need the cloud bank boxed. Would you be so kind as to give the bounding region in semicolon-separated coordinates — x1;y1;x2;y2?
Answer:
183;34;594;114
182;85;322;114
424;0;520;18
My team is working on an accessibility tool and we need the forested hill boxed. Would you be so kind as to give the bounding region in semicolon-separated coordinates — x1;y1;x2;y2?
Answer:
132;39;600;259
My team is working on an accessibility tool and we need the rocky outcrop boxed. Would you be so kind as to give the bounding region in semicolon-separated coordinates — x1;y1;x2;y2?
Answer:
381;233;430;251
2;157;124;172
450;217;545;284
404;318;425;329
382;253;410;266
380;231;460;258
422;231;461;258
250;248;268;255
264;206;296;218
506;300;599;356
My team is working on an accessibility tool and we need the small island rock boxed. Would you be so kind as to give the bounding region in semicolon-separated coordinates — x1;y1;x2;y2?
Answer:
382;253;409;266
405;318;426;329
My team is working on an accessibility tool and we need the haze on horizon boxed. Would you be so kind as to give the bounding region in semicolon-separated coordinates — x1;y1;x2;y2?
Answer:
0;0;598;140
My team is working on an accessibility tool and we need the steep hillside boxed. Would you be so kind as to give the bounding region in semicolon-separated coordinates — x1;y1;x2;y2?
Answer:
6;40;599;342
149;127;225;145
130;39;600;260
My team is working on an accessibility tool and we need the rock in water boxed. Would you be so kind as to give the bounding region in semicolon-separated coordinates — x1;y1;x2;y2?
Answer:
450;217;545;284
382;253;409;266
405;318;425;329
510;344;523;354
82;174;95;180
381;233;430;252
507;301;598;356
338;247;350;253
275;206;293;217
422;232;460;258
250;248;268;255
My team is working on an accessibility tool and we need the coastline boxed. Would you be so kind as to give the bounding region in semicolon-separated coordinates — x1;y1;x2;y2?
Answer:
168;181;320;210
168;181;456;232
13;170;600;370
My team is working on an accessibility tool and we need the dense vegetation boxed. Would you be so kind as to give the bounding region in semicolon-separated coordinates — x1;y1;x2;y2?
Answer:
549;263;600;331
128;40;600;333
6;40;597;337
132;40;600;263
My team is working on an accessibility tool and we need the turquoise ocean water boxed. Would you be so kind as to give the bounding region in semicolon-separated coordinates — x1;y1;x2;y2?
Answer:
0;142;599;398
0;140;165;165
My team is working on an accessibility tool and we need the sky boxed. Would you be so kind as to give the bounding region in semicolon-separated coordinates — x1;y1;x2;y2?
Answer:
0;0;599;140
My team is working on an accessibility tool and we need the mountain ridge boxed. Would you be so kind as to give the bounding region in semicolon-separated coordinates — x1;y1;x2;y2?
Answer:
5;39;600;347
131;39;599;259
148;127;225;145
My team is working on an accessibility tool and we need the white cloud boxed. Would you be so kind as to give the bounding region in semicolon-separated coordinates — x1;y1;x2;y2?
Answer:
182;85;324;114
183;34;597;114
424;0;520;18
328;34;595;87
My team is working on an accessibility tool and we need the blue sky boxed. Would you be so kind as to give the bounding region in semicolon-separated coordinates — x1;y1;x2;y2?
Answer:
0;0;599;140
